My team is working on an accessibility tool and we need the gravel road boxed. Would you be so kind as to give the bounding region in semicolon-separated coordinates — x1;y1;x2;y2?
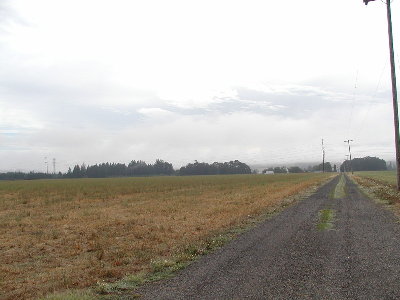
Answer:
136;175;400;299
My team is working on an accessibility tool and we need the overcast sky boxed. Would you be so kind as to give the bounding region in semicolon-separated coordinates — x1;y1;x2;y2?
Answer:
1;0;400;172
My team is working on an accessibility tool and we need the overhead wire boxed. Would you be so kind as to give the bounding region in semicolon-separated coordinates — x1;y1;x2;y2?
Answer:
346;70;359;139
354;60;388;138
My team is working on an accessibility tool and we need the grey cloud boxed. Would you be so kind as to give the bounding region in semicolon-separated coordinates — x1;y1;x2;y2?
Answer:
158;85;352;118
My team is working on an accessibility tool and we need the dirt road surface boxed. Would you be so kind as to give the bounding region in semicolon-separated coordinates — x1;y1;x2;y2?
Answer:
136;175;400;299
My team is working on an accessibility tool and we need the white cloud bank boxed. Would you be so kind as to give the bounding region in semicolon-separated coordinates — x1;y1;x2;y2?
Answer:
0;0;399;171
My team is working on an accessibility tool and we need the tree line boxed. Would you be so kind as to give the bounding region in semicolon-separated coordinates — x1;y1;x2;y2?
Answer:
261;157;388;174
0;156;389;180
179;160;251;175
65;159;174;178
0;159;252;180
0;172;54;181
340;156;387;172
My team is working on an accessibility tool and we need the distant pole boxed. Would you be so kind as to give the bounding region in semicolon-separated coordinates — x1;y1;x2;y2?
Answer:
364;0;400;190
322;139;325;173
344;140;353;174
44;157;48;174
53;158;56;174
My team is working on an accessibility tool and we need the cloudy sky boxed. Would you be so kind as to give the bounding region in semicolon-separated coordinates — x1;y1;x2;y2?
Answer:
1;0;400;172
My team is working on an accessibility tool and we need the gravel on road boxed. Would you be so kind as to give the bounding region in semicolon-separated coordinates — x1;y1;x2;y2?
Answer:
136;175;400;300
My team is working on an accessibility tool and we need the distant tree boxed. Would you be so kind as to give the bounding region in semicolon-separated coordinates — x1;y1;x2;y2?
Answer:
340;156;387;172
72;165;81;178
179;160;251;176
288;166;304;173
80;163;87;177
313;162;332;172
153;159;174;175
1;158;177;180
72;159;175;178
273;167;287;174
0;171;57;180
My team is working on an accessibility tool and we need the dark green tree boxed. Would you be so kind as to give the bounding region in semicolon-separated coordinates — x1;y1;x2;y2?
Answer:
288;166;304;173
273;167;287;173
313;162;332;172
340;156;387;172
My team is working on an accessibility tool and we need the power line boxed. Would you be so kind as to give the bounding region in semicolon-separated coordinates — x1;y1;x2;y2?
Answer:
344;139;354;174
346;70;359;138
354;61;388;138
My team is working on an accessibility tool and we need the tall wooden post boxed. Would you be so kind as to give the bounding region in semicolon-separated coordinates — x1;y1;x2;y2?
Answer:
386;0;400;190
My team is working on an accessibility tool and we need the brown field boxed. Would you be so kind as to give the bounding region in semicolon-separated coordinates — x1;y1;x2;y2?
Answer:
0;173;334;299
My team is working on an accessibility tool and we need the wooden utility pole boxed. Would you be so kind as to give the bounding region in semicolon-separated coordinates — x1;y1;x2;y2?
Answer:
386;0;400;190
364;0;400;190
322;139;325;173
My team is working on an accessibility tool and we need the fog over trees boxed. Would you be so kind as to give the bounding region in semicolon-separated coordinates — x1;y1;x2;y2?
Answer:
262;162;336;174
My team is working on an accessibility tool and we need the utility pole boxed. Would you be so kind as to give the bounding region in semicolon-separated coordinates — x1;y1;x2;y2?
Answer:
44;157;48;174
53;158;56;174
364;0;400;190
344;140;354;174
322;139;325;173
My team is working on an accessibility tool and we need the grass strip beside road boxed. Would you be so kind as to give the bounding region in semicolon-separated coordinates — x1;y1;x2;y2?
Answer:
353;171;397;187
333;174;346;199
0;173;334;299
351;171;400;205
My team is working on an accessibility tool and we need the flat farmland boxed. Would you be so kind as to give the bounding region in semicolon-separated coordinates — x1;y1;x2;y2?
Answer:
353;170;397;186
0;173;333;299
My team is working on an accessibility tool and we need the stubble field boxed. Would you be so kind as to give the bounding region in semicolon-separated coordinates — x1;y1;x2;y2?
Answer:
0;173;333;299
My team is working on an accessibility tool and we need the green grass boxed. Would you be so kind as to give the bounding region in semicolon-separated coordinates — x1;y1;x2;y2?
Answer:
352;171;400;205
354;170;397;186
317;209;335;231
333;175;346;199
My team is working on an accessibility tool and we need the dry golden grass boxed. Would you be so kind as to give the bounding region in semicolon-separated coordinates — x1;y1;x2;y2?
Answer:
0;173;333;299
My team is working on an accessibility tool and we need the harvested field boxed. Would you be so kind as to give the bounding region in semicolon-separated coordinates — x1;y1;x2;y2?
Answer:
0;173;333;299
